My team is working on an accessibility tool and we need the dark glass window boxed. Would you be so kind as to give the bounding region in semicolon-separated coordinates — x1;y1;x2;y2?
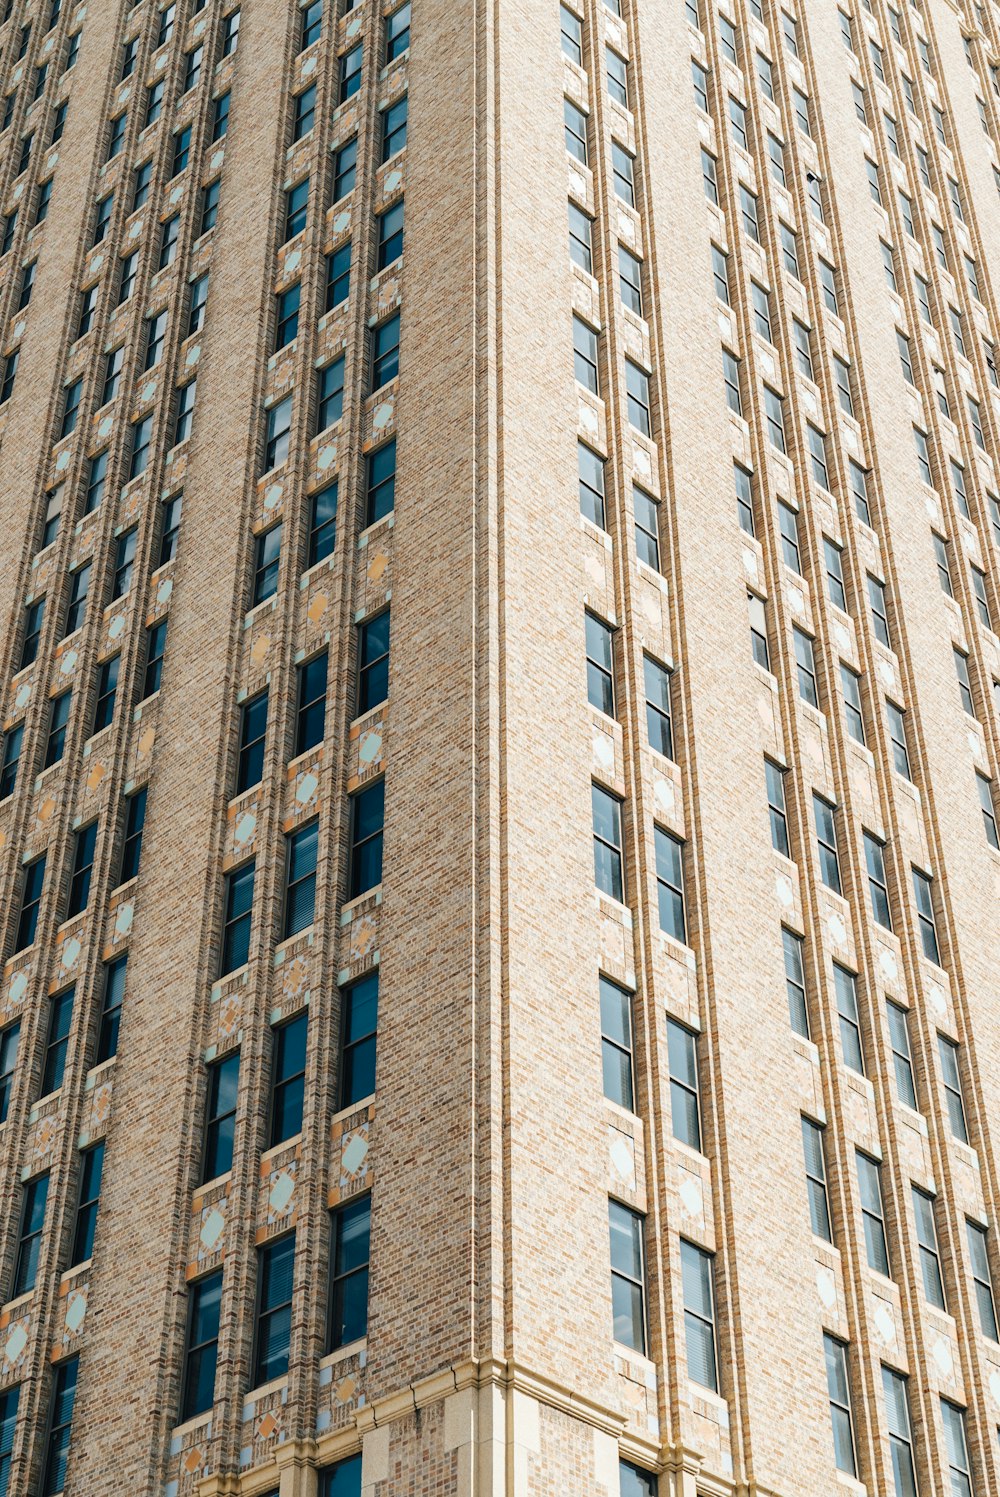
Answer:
15;855;46;951
67;822;97;917
349;781;384;898
295;653;328;756
357;612;390;715
41;1356;77;1497
118;788;147;884
270;1013;307;1147
41;988;74;1096
70;1141;105;1265
340;973;378;1109
237;691;268;794
253;1233;295;1385
96;955;127;1063
366;441;395;525
308;482;337;566
221;863;255;974
203;1051;240;1181
329;1195;370;1349
284;821;318;938
14;1173;49;1295
181;1270;223;1420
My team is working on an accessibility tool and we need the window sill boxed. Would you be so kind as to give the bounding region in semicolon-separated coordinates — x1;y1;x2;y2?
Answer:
194;1167;233;1198
332;1093;375;1127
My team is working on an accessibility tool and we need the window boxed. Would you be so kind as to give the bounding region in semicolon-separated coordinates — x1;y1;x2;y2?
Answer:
914;427;932;487
111;528;137;599
371;313;400;389
200;179;221;234
144;309;168;370
284;821;318;938
619;1461;656;1497
667;1018;700;1150
70;1141;104;1265
863;832;891;929
712;245;730;306
285;178;309;240
41;1357;78;1497
128;413;153;478
334;138;359;202
780;222;799;278
275;281;300;348
934;535;954;598
357;612;390;716
613;142;635;206
913;1186;946;1308
381;99;406;160
293;84;316;140
578;443;605;528
97;955;126;1064
856;1149;890;1274
67;822;97;917
592;784;624;902
181;1270;223;1420
339;43;362;101
14;1173;49;1295
560;4;582;65
643;656;671;758
142;620;168;698
309;482;337;565
972;569;992;630
751;283;772;343
954;648;974;716
349;781;384;898
340;971;378;1108
183;44;203;91
764;387;785;453
173;380;197;445
801;1117;832;1241
145;79;164;127
633;487;659;569
0;350;18;405
0;725;23;800
748;592;769;670
729;95;748;152
941;1399;972;1497
765;759;789;857
585;612;614;716
329;1195;370;1348
236;691;268;795
253;1234;295;1385
836;965;863;1074
887;1001;917;1110
170;125;191;177
101;346;124;407
851;463;871;528
680;1240;717;1388
778;503;800;571
385;2;409;60
250;526;282;610
794;629;818;709
203;1050;240;1183
322;1456;363;1497
563;97;589;166
41;988;73;1096
938;1035;969;1143
262;396;293;474
221;7;240;55
819;260;838;315
626;360;650;435
886;702;911;780
607;47;628;107
296;652;328;755
720;13;737;62
740;186;759;242
188;273;210;335
600;976;633;1111
654;827;685;942
977;773;999;848
45;690;72;768
824;1335;857;1475
0;1386;19;1495
609;1201;645;1351
823;539;846;613
221;861;255;974
913;868;941;964
15;855;46;951
19;598;43;671
326;243;351;310
882;1367;918;1497
967;1221;998;1340
377;200;404;269
106;113;126;161
157;2;175;45
722;349;742;416
116;786;146;886
808;425;829;489
60;377;82;439
783;928;808;1037
573;315;599;395
300;0;320;48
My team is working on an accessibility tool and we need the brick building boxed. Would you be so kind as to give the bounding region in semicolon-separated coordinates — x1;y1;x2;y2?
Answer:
2;0;1000;1493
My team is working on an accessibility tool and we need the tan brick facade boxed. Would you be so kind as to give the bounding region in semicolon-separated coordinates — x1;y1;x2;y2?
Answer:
2;0;1000;1493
